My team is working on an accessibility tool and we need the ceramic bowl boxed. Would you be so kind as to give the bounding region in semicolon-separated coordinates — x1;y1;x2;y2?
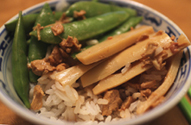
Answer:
0;0;190;125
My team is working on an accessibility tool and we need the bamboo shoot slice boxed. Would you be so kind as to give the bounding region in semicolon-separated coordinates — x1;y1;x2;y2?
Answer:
136;50;183;114
136;34;190;114
81;31;173;87
55;62;99;87
93;61;152;95
93;34;190;95
76;25;154;65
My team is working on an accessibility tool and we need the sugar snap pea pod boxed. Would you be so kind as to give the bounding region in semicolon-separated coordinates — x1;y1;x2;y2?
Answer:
98;16;143;42
28;3;56;83
110;4;137;16
65;1;136;17
54;11;65;20
30;11;129;44
27;39;31;44
5;14;37;33
5;12;63;32
28;38;49;82
71;16;142;58
12;11;30;108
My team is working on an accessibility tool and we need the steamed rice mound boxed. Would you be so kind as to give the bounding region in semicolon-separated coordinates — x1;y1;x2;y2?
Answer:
29;66;167;123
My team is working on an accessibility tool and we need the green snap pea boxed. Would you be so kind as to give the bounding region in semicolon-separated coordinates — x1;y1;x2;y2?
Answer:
28;37;49;82
12;11;30;108
5;14;37;33
5;12;63;33
30;11;130;44
71;16;143;58
28;3;56;83
98;16;143;42
65;1;137;17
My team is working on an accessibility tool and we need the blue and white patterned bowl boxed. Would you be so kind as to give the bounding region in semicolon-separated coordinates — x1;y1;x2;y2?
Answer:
0;0;190;125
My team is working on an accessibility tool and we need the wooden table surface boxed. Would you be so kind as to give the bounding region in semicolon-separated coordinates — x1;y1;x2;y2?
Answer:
0;0;191;125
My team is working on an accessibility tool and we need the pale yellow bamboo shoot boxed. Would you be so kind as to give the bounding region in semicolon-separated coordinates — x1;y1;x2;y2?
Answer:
76;25;154;65
93;34;190;95
81;31;173;87
55;62;99;87
93;62;152;95
136;50;183;114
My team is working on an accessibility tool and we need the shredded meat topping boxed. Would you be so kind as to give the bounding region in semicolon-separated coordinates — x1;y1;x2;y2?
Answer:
151;59;163;70
33;23;44;40
127;82;141;90
30;59;56;76
141;42;168;70
152;51;168;70
59;13;72;23
48;45;64;66
140;89;152;99
141;56;152;67
30;85;45;110
30;37;79;76
51;21;64;36
56;63;69;72
169;42;180;53
59;48;70;58
58;48;78;66
102;90;122;116
73;10;86;20
119;96;134;111
59;36;81;54
141;80;160;90
31;36;80;76
155;30;163;36
142;42;158;58
119;89;127;101
141;74;161;82
170;35;176;41
156;51;168;64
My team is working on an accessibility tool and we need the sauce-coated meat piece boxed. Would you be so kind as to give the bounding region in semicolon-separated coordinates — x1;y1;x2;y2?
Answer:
119;96;134;111
48;45;63;66
59;36;81;54
30;59;56;76
102;90;122;116
51;21;64;36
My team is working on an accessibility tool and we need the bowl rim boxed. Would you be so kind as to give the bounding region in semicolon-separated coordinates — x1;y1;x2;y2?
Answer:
0;0;191;125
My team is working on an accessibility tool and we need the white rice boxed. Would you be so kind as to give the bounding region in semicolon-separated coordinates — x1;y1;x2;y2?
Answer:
30;72;142;123
120;109;131;119
29;48;171;124
129;100;141;113
97;99;108;105
105;115;112;122
29;60;168;124
132;92;141;100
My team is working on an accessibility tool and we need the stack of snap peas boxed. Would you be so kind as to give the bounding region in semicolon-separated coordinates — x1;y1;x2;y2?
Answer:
8;1;142;108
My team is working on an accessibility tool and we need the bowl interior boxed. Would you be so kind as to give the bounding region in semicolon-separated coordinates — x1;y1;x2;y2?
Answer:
0;0;190;125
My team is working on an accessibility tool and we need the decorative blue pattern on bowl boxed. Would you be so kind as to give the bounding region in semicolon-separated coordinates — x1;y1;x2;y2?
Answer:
0;0;190;125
